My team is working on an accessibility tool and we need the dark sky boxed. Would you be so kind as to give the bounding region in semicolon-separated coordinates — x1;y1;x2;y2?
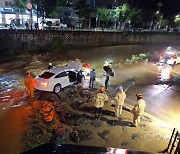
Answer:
133;0;180;17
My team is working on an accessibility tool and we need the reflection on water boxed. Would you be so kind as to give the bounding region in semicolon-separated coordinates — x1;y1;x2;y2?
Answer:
0;73;25;105
157;65;172;83
0;72;30;154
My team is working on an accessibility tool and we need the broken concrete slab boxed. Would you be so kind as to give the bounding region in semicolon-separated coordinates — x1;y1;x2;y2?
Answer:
98;130;110;141
70;129;93;142
91;120;102;127
132;133;140;140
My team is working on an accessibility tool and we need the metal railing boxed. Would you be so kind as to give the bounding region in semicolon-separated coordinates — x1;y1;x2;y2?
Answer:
165;128;180;154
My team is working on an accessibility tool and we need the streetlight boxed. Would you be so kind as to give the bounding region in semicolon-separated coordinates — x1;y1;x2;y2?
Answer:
175;14;179;18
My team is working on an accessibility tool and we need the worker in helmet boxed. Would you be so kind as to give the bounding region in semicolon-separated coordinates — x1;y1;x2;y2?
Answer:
114;86;126;118
48;63;55;70
131;93;146;127
24;71;35;98
93;86;108;120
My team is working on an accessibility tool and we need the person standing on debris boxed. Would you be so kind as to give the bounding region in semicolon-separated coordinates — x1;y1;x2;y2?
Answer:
131;93;146;127
103;65;114;90
48;63;55;70
104;72;110;90
93;86;108;120
24;71;35;98
114;86;126;118
77;70;84;84
89;69;96;89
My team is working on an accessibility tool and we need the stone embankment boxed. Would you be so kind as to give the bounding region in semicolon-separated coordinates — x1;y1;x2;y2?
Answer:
0;30;180;52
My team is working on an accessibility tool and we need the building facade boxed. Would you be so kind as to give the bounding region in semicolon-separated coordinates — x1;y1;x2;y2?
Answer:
0;0;14;8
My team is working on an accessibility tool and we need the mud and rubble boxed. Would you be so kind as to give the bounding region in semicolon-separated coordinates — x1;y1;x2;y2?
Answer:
18;84;172;153
0;45;179;154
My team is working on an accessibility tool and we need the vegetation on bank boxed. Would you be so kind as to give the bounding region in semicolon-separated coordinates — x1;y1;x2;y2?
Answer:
124;53;149;65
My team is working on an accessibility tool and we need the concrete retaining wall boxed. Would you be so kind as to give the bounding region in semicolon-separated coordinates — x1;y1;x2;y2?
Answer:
0;30;180;51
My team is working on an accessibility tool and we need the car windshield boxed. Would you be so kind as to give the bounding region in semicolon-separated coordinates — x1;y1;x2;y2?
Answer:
39;71;55;79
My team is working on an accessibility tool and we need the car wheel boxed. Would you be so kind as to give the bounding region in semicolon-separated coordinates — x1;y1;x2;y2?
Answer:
53;84;62;94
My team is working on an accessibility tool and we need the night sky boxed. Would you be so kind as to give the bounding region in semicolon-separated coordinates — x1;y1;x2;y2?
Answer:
133;0;180;17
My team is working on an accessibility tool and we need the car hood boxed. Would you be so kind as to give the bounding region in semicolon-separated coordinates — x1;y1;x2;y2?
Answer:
68;61;82;71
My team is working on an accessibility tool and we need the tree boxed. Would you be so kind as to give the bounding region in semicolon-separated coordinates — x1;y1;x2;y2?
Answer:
174;15;180;26
14;0;28;8
14;0;64;18
129;8;143;28
114;4;131;29
97;8;112;28
160;16;168;29
73;0;90;20
49;0;66;18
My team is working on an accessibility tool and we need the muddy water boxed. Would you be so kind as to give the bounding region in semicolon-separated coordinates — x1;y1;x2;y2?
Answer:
0;44;179;153
0;73;31;154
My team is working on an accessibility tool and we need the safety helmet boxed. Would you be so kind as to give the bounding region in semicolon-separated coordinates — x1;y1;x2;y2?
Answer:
99;86;105;92
49;63;52;66
118;86;123;93
136;93;142;99
26;70;30;75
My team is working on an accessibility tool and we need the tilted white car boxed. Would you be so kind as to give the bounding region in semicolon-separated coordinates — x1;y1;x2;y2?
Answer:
166;51;180;65
158;47;180;66
35;61;82;93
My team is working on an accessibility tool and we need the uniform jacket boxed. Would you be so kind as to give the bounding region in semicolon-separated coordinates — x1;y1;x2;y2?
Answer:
90;71;96;79
115;91;126;106
132;99;146;116
24;74;35;88
94;92;108;108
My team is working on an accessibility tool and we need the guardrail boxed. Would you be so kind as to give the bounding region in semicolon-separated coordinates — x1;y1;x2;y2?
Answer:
164;128;180;154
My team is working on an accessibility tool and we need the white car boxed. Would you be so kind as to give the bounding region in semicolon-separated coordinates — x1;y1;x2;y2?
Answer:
158;49;180;66
166;51;180;65
35;61;82;93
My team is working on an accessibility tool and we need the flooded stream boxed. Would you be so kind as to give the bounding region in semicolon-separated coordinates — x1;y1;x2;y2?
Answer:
0;44;179;153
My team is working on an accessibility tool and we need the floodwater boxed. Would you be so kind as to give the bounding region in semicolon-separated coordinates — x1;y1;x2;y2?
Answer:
0;73;31;154
0;44;180;153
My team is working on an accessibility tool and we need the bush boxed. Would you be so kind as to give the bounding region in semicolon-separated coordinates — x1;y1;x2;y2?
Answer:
124;53;149;65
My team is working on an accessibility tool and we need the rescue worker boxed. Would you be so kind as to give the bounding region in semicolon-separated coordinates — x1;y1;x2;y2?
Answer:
93;86;108;120
77;70;85;84
114;86;126;118
48;63;54;70
24;71;35;98
104;72;110;90
89;69;96;89
131;93;146;127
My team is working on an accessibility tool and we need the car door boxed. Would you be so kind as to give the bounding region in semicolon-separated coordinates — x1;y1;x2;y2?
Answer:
66;70;77;83
176;52;180;64
54;71;70;88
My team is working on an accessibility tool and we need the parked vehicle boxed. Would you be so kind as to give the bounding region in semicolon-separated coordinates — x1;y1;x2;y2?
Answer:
35;61;82;94
157;47;180;66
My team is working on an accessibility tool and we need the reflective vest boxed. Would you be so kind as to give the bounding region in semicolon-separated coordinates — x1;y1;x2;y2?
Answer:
94;92;108;108
24;74;35;88
115;91;126;106
133;99;146;116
